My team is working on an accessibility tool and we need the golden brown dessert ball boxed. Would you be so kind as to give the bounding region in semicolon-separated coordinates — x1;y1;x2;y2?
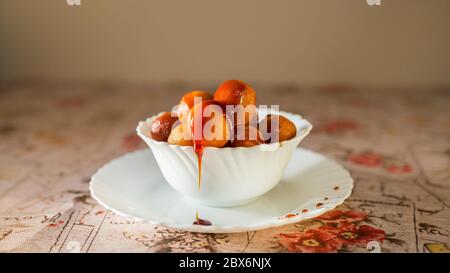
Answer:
150;112;179;142
213;80;257;126
258;114;297;143
167;124;193;146
231;125;263;147
188;99;231;148
177;90;213;122
214;80;256;106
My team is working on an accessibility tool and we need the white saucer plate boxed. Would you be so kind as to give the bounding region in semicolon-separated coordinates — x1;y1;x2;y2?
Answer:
90;148;353;233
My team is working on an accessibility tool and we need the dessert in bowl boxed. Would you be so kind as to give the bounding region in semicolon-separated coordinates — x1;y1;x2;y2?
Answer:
136;80;312;207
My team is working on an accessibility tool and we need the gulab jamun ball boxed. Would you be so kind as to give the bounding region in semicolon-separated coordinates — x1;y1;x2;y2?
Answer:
150;112;179;142
214;80;256;106
177;90;213;122
231;125;263;147
259;114;297;143
168;124;193;146
187;99;231;148
214;80;257;126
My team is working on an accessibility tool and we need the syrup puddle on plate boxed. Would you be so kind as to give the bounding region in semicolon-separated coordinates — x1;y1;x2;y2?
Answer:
193;210;212;226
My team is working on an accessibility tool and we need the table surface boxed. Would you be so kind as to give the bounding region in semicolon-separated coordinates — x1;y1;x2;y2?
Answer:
0;82;449;253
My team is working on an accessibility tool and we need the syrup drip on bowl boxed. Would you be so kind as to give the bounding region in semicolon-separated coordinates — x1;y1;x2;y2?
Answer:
193;139;204;190
191;117;205;190
189;99;226;226
189;101;207;226
189;99;221;190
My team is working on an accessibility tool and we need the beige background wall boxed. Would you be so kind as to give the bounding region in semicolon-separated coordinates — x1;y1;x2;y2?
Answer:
0;0;449;86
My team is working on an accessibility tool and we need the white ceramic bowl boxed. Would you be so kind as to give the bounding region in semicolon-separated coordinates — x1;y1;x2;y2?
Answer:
136;109;312;207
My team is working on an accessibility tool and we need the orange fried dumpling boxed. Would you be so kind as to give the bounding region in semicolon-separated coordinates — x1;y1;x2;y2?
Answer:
259;114;296;143
177;91;213;123
150;112;179;142
168;124;193;146
188;99;231;148
214;80;257;126
231;125;263;147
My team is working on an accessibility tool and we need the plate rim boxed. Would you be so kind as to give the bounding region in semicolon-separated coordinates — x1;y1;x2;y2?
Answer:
90;148;353;233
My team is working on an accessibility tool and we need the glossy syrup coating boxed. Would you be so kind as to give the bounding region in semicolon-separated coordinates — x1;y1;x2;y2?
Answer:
150;112;179;142
177;90;213;122
188;99;231;148
167;124;193;146
214;80;257;126
258;114;297;143
214;80;256;106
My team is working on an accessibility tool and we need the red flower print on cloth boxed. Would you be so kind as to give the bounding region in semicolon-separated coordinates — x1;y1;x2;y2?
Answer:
279;229;343;253
348;152;382;167
317;120;359;134
320;223;385;245
348;152;413;173
387;164;413;174
315;210;367;225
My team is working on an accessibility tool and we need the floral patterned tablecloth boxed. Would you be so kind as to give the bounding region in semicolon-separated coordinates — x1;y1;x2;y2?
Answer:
0;81;449;253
